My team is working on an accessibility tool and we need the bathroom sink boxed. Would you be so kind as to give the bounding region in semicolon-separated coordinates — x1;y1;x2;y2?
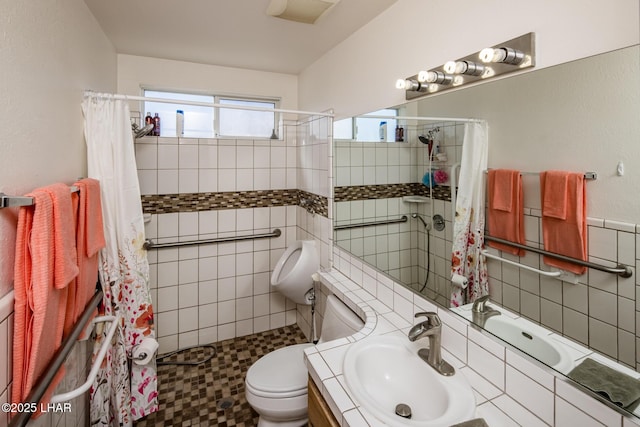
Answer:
343;335;476;426
483;315;575;373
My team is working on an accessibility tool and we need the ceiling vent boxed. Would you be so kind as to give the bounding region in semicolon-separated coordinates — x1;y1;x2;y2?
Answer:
267;0;341;24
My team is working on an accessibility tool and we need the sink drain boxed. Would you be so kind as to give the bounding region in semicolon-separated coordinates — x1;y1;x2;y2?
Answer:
395;403;412;419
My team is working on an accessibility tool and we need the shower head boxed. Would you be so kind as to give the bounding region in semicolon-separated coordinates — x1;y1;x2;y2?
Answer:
418;135;430;145
132;123;154;139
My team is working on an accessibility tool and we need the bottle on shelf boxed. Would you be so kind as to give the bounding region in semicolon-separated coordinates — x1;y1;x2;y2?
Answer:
379;121;387;141
153;113;161;136
176;110;184;137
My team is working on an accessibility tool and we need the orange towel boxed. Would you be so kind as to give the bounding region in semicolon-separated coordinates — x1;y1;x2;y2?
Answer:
487;169;525;256
64;179;105;337
12;184;78;411
540;171;587;274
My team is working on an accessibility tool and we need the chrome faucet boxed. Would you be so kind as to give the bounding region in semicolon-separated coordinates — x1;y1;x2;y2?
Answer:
407;312;455;376
471;295;500;327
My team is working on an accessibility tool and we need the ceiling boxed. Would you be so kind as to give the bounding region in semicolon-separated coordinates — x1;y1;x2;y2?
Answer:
84;0;398;75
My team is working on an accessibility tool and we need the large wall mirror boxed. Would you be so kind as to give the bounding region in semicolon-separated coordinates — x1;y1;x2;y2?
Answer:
333;45;640;417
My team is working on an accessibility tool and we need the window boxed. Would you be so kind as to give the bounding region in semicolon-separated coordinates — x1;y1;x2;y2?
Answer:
144;90;279;138
333;108;398;142
218;98;276;138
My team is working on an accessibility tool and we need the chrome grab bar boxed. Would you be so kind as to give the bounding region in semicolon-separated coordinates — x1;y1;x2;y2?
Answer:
334;215;408;231
484;235;633;278
143;228;282;250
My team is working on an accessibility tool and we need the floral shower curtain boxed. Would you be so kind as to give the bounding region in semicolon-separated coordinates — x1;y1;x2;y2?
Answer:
82;94;158;425
451;121;489;307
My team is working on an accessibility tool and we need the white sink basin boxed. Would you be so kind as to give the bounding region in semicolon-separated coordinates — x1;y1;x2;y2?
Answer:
343;335;476;426
483;315;575;373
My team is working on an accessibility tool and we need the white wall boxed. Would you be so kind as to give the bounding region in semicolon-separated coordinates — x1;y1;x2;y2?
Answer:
298;0;639;119
0;0;116;425
0;0;116;298
117;54;298;112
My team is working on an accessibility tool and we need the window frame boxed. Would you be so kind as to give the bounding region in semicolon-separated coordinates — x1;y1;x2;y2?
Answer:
143;89;281;139
333;108;399;142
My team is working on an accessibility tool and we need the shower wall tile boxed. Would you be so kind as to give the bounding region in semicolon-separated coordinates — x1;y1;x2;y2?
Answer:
139;116;331;352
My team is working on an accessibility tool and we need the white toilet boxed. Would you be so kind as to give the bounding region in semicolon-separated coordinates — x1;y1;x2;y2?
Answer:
245;240;364;427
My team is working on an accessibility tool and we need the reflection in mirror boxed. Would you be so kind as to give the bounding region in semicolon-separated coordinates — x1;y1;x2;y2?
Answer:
334;45;640;417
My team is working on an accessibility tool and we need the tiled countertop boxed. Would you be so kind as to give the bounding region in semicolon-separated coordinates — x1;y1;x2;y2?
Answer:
304;269;497;426
304;267;640;427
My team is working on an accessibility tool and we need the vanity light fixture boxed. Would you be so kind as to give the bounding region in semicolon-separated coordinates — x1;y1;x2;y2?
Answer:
479;47;525;65
397;32;535;100
443;60;486;77
395;78;427;92
418;70;454;86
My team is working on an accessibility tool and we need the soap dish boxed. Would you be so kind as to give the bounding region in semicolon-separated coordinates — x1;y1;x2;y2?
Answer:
402;195;430;204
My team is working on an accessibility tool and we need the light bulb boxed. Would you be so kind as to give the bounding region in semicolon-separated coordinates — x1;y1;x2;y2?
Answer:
479;47;496;63
417;70;431;83
443;61;457;74
395;79;408;89
480;47;525;65
452;75;464;86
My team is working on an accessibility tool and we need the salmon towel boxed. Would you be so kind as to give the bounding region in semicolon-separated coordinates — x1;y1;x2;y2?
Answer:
12;184;79;410
540;171;587;274
487;169;525;256
64;179;106;337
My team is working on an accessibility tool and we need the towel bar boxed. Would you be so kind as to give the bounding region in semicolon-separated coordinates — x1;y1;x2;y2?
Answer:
483;170;597;180
481;250;562;277
484;235;633;278
50;315;119;403
144;228;282;250
334;215;408;230
0;186;80;208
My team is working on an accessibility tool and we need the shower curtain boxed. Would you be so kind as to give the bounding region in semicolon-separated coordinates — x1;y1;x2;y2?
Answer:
451;122;489;307
82;94;158;425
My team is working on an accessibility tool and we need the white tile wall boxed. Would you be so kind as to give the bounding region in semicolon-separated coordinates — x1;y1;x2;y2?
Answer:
138;115;333;352
488;212;639;369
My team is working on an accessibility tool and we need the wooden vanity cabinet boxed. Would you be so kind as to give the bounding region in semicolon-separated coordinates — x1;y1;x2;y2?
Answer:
308;376;340;427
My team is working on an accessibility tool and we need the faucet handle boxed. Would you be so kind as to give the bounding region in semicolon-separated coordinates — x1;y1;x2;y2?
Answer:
415;311;441;327
472;295;491;312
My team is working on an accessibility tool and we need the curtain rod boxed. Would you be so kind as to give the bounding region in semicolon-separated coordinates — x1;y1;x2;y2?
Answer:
83;91;334;118
358;114;483;123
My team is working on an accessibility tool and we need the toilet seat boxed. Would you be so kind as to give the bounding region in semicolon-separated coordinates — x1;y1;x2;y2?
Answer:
245;343;314;399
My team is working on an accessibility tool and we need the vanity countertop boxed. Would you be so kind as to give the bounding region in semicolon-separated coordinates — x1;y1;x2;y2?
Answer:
305;269;495;426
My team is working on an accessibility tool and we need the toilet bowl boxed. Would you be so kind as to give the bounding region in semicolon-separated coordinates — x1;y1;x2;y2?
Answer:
245;293;364;427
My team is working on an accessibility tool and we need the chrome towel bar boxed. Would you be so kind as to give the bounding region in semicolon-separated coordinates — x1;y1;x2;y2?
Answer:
484;235;633;278
483;170;597;180
143;228;282;250
0;187;80;208
334;215;408;231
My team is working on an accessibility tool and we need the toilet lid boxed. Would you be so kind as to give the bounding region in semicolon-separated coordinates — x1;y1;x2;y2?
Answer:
246;343;314;398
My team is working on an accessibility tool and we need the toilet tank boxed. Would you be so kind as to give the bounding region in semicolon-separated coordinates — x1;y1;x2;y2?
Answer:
318;295;364;343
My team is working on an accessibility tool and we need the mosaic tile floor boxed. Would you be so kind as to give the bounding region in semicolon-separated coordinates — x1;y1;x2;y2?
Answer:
134;325;309;427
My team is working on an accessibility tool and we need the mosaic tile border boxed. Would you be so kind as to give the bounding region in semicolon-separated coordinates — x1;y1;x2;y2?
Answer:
141;189;328;217
334;183;452;202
